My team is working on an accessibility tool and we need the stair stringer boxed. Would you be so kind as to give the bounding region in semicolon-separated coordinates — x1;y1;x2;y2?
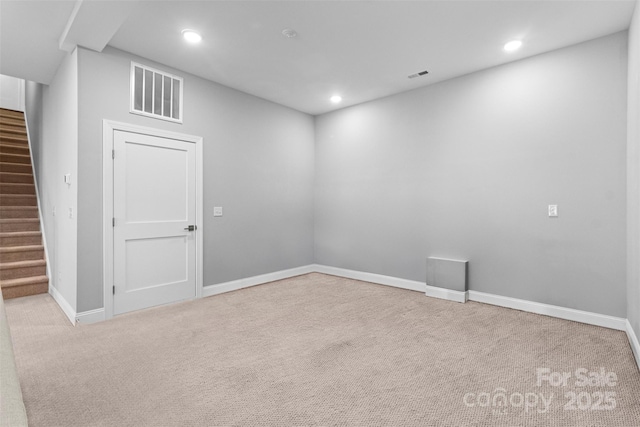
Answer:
23;109;53;293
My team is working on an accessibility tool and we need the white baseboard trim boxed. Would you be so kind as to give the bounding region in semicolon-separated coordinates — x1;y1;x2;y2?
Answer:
312;265;624;330
314;264;424;292
313;264;468;303
75;308;105;325
49;286;75;325
626;320;640;370
203;265;316;298
315;264;467;302
468;290;627;331
65;263;629;337
428;287;468;303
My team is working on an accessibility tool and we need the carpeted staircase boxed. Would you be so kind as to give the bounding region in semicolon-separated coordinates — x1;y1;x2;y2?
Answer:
0;108;48;299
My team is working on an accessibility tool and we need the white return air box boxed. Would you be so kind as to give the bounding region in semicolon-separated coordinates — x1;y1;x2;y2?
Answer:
427;257;468;294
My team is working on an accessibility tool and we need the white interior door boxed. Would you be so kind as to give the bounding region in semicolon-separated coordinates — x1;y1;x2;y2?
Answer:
113;130;196;315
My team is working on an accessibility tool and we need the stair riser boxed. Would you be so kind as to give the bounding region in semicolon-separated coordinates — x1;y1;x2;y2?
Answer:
0;173;33;184
0;222;39;232
0;184;35;194
0;264;46;281
0;163;32;174
0;235;41;246
0;110;23;119
1;282;48;299
0;209;38;219
0;153;30;164
0;145;30;156
0;133;27;140
0;195;37;206
0;127;27;136
0;118;24;126
0;118;26;127
0;249;44;263
0;136;27;145
0;117;25;125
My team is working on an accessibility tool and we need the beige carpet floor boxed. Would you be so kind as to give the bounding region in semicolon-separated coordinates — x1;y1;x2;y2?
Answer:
4;273;640;426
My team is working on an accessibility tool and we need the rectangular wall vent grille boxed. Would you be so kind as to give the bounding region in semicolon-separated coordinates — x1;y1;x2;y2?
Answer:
130;62;183;123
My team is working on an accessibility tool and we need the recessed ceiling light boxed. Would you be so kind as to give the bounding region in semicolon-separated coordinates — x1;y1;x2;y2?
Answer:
182;29;202;43
504;40;522;52
330;95;342;104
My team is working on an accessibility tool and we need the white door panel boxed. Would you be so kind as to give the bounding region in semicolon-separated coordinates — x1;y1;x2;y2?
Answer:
113;130;196;315
124;141;188;222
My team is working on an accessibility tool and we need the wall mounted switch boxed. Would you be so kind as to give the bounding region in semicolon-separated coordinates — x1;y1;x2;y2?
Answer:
548;205;558;217
213;207;223;217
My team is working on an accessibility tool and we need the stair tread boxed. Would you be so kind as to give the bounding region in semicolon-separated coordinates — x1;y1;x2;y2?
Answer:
0;151;29;157
0;161;32;166
0;245;43;252
0;134;27;139
0;231;41;236
0;172;32;176
0;183;34;186
0;206;37;210
0;141;29;147
0;275;48;288
0;183;35;187
0;218;39;223
0;147;29;151
0;259;46;268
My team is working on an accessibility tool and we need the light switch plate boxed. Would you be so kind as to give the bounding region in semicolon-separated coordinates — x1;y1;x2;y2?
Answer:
64;173;71;185
548;205;558;217
213;207;223;217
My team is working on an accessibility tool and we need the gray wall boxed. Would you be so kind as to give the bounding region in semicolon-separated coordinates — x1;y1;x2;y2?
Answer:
315;32;628;317
627;1;640;339
28;50;79;310
24;81;43;185
76;47;315;312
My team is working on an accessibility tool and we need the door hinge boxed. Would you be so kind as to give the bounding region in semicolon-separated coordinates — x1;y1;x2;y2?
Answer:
113;285;115;295
112;217;115;227
112;149;115;159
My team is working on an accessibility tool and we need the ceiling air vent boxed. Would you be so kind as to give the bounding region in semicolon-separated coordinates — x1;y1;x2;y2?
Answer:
408;70;429;79
130;62;183;123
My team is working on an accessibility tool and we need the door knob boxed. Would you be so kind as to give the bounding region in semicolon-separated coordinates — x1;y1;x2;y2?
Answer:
184;225;197;231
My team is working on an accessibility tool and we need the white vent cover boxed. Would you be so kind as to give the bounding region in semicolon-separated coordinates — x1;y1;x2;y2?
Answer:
130;62;183;123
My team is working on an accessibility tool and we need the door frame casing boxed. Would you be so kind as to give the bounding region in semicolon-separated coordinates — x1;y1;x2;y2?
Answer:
102;120;204;320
